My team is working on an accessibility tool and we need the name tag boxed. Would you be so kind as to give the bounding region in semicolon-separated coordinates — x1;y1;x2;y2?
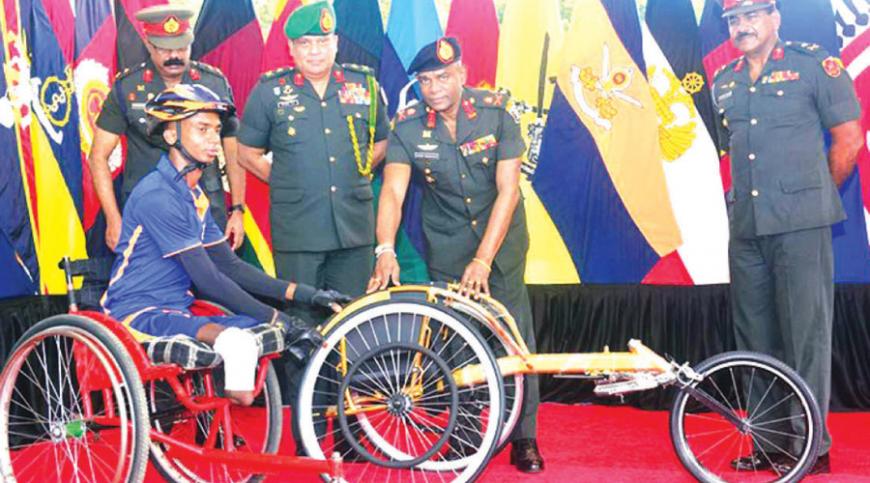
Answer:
460;134;498;157
414;152;439;160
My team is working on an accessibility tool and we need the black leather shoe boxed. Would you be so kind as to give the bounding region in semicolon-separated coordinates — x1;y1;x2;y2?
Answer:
771;453;830;476
731;450;783;471
510;438;544;473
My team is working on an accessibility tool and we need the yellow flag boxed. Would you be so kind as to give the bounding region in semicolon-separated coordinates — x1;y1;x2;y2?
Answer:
496;0;579;284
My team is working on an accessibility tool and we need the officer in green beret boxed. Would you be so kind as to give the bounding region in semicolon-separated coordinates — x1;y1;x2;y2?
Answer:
89;4;247;252
237;1;389;400
713;0;863;475
368;37;544;473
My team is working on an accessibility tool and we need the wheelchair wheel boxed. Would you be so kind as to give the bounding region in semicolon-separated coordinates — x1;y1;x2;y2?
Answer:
449;299;524;450
336;341;459;469
298;301;504;482
0;314;149;482
670;351;822;482
148;362;282;482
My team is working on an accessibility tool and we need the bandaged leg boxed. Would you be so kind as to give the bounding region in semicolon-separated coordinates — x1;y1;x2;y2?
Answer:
213;327;259;391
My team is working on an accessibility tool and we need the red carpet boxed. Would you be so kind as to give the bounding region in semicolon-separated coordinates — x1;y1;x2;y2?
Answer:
140;403;870;481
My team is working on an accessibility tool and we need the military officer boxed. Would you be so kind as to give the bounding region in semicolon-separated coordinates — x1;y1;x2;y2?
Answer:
89;5;246;251
368;37;544;473
237;1;388;399
713;0;863;475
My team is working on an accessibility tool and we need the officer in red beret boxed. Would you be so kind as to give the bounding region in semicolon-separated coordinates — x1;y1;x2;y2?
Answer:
89;5;247;253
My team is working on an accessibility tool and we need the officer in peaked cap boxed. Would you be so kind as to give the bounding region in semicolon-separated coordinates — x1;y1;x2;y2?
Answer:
89;4;247;253
713;0;863;474
238;0;389;406
370;36;544;473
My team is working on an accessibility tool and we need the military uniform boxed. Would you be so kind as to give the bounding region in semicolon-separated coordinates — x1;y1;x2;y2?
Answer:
96;59;237;229
713;40;861;453
240;63;388;312
387;87;539;441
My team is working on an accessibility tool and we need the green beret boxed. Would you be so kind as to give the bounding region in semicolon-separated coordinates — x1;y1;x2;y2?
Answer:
284;1;336;40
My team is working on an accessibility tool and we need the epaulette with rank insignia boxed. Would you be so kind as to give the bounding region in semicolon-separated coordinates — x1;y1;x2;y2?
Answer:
260;67;292;81
713;57;741;81
472;88;510;110
784;40;826;58
114;62;146;81
191;60;224;78
341;63;374;75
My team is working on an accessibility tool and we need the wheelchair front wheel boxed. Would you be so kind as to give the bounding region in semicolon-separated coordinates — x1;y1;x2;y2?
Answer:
669;351;822;482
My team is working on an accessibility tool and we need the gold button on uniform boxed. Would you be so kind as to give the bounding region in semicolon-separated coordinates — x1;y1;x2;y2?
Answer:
460;173;467;179
329;156;336;162
751;189;759;197
471;220;478;227
324;128;331;134
481;157;489;164
749;86;756;93
321;101;327;107
330;186;337;193
750;118;758;125
465;197;472;204
777;90;784;96
748;153;756;160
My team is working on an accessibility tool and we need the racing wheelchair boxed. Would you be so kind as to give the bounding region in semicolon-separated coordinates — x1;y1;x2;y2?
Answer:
294;284;823;483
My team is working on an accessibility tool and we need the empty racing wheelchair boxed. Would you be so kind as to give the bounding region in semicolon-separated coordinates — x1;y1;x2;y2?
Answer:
0;258;342;482
296;283;822;483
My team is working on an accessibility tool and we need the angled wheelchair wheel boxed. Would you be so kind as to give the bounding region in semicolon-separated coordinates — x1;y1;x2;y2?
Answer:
336;341;459;469
297;301;504;482
669;351;822;483
148;362;282;483
0;314;149;482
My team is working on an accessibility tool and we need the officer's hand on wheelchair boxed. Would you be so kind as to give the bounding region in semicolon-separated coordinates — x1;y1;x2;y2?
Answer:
272;310;325;362
459;259;491;299
367;252;401;293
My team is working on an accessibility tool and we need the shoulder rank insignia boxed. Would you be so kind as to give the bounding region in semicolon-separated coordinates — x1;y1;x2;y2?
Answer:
822;56;843;78
482;92;506;107
341;63;374;75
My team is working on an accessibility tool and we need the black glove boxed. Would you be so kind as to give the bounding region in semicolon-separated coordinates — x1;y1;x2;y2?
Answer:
272;310;324;362
294;284;353;309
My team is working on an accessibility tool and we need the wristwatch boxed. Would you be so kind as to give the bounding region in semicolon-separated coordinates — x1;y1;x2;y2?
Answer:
228;204;245;214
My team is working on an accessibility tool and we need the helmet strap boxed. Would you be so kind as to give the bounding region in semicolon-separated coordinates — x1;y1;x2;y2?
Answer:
172;121;210;181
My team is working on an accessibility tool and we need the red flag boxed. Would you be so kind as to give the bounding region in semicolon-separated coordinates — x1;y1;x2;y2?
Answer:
445;0;499;88
261;0;301;72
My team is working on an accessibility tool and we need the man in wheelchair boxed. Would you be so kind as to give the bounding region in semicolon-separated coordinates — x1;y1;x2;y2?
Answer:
100;84;349;406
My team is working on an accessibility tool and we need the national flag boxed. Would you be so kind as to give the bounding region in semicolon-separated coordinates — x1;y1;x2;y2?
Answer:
261;0;300;72
74;0;118;233
378;0;444;283
335;0;384;70
445;0;499;88
115;0;167;71
495;0;576;284
193;0;274;275
532;0;681;283
645;0;720;151
4;0;88;294
639;21;729;285
0;17;38;293
836;0;870;261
